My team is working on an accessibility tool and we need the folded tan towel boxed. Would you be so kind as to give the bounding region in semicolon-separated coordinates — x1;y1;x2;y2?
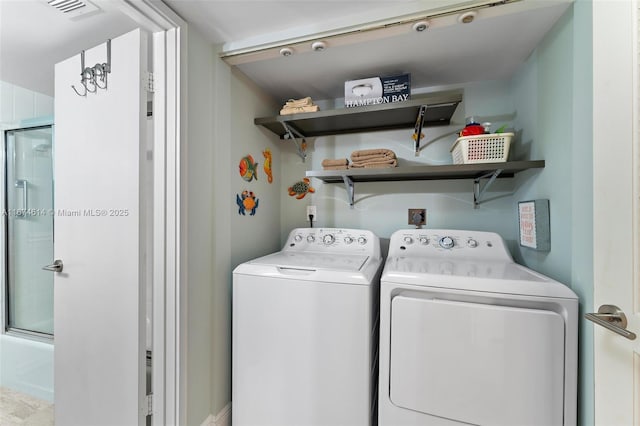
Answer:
351;148;396;160
285;97;313;108
322;165;349;170
321;158;349;167
280;105;319;115
351;158;398;168
350;153;395;163
363;161;397;168
280;97;319;115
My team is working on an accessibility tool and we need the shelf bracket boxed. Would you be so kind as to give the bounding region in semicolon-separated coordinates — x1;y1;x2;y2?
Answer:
342;175;355;208
412;105;427;157
473;169;503;208
281;122;307;162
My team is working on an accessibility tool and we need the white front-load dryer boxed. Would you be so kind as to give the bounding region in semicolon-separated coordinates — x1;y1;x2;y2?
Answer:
379;229;578;426
233;228;382;426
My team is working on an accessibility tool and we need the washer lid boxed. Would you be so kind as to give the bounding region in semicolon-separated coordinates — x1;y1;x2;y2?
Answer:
382;257;578;299
249;251;369;272
384;257;544;281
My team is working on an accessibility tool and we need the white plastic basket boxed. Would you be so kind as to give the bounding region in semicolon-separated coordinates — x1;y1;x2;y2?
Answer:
450;132;514;164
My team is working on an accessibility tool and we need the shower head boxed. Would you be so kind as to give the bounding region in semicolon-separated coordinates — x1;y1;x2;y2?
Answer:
33;143;52;153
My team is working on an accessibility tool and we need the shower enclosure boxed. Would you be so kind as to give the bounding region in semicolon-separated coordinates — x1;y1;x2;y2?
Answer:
0;124;54;401
5;125;54;335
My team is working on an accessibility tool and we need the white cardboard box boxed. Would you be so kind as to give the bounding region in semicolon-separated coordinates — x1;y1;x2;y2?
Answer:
344;74;410;108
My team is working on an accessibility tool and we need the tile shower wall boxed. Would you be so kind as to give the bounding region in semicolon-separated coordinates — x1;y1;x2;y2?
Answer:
0;81;53;127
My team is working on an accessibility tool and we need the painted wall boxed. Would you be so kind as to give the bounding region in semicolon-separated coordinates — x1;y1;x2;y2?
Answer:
279;80;519;246
510;4;594;425
209;45;282;421
182;26;215;426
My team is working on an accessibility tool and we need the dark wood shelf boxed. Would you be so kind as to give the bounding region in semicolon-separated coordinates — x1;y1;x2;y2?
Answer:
255;91;463;139
306;160;545;207
307;160;544;183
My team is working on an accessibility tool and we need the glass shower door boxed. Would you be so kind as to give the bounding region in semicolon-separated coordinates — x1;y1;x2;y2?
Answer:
5;125;54;336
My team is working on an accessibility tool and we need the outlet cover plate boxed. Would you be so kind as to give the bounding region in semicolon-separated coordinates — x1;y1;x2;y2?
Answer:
306;205;317;220
408;208;426;226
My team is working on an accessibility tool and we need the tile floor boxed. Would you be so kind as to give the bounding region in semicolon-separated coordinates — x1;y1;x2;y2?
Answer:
0;387;54;426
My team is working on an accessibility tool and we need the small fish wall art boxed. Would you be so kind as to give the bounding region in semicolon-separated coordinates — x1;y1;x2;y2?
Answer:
236;190;259;216
263;148;273;183
239;155;258;182
288;177;315;200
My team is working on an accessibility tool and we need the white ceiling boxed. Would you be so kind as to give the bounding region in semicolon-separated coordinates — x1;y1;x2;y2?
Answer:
0;0;572;102
230;2;571;102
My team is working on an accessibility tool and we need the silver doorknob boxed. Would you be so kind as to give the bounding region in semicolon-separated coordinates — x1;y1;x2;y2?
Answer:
585;304;636;340
42;259;63;273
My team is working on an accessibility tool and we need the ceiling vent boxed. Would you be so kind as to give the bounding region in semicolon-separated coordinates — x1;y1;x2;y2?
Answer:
45;0;101;20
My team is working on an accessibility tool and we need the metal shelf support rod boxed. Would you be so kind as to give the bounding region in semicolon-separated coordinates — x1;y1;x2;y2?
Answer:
281;122;307;162
473;169;503;208
412;105;427;156
342;175;355;208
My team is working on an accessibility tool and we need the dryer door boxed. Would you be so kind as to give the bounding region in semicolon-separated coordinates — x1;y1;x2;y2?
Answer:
389;294;564;426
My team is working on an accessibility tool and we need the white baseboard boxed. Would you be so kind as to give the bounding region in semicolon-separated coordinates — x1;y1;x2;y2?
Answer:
200;403;231;426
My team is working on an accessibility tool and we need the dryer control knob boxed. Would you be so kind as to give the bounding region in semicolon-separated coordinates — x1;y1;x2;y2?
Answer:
357;236;367;245
439;236;455;249
467;239;478;248
307;235;315;243
294;234;303;242
344;236;354;244
403;236;414;244
323;234;335;245
419;237;429;245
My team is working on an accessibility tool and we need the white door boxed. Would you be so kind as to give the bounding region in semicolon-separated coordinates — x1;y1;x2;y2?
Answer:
53;29;149;425
592;0;640;424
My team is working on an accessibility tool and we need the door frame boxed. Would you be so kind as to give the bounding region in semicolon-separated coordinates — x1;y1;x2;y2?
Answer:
114;1;184;424
592;0;639;423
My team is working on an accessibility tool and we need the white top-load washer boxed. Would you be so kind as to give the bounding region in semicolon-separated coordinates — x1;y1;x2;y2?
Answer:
233;228;382;426
379;229;578;426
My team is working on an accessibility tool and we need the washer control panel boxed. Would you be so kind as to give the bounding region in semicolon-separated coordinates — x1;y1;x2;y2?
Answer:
285;228;379;255
388;229;512;261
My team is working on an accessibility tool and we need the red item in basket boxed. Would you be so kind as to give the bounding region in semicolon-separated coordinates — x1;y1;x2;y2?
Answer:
460;124;485;136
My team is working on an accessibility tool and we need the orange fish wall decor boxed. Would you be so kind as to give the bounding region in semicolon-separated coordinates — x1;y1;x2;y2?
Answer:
239;155;258;182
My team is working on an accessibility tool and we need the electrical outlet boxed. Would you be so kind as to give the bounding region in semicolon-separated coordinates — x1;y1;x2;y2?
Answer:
408;208;426;226
307;205;317;221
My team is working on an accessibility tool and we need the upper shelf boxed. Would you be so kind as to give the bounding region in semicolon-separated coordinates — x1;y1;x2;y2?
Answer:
254;91;463;139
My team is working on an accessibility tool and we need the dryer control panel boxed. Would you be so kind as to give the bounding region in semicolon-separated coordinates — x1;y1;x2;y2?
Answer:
285;228;380;256
388;229;512;261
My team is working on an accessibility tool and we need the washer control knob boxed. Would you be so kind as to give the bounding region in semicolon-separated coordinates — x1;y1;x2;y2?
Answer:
467;239;478;248
344;236;354;244
294;234;303;242
439;236;455;249
357;236;367;245
419;237;429;245
323;234;335;245
403;236;414;244
307;235;315;243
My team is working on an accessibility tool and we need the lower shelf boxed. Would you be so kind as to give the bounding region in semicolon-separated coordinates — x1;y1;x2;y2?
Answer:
305;160;545;208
